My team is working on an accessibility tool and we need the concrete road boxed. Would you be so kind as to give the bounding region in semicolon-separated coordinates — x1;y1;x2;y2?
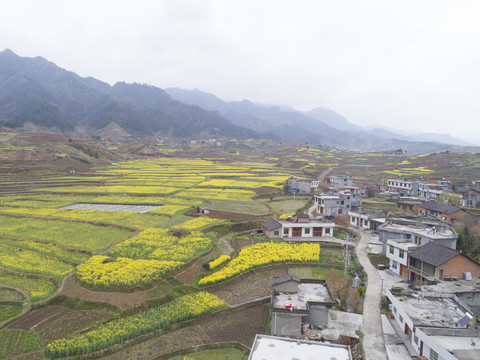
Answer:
356;230;388;360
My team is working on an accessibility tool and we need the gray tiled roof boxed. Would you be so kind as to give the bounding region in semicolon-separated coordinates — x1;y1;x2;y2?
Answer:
419;201;462;214
409;242;459;266
271;274;300;286
262;219;282;230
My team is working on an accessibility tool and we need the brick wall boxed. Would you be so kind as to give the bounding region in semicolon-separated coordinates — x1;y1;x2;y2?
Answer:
444;254;480;278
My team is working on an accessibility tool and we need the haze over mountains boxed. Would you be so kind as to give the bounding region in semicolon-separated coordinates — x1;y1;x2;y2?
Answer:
0;49;477;153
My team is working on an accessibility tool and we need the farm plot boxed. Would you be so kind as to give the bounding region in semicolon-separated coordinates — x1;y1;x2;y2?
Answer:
0;329;42;358
175;188;256;201
0;245;73;279
33;185;184;195
0;271;56;302
198;242;320;286
45;292;227;358
61;203;160;213
0;238;90;265
0;206;168;229
76;228;212;289
99;301;269;360
0;215;131;253
6;305;114;343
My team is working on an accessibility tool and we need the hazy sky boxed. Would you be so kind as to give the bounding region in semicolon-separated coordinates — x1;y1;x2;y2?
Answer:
1;1;479;141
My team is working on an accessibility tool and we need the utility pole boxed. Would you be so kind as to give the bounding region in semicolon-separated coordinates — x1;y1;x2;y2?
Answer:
293;188;299;213
344;236;350;278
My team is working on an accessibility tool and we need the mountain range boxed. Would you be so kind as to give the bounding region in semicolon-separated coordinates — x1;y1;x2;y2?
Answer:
0;49;478;153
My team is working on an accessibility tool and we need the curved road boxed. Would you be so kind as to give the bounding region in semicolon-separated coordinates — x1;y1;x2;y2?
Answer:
356;230;387;360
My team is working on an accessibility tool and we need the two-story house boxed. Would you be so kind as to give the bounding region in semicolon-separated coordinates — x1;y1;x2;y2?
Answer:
378;215;458;253
314;190;362;217
407;242;480;283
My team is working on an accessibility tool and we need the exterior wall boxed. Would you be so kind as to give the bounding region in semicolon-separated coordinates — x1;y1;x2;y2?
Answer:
456;292;480;311
272;281;299;293
443;255;480;279
387;290;416;351
349;214;372;229
386;241;409;276
270;311;303;337
415;328;457;360
302;305;329;327
315;194;362;216
263;227;281;239
280;223;334;239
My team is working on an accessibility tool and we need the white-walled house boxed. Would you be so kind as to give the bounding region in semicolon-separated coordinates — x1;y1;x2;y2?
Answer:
386;289;480;360
348;210;384;230
262;215;335;240
385;239;418;277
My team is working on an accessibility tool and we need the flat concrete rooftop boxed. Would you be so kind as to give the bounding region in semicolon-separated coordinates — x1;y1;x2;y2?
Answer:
418;279;480;293
273;282;332;310
393;295;465;328
248;335;352;360
381;222;456;239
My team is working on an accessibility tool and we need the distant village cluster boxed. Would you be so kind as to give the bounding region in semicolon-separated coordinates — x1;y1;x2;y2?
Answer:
252;172;480;360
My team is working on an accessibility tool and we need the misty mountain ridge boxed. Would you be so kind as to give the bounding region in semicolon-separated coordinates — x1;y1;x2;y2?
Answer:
0;49;477;153
166;87;475;148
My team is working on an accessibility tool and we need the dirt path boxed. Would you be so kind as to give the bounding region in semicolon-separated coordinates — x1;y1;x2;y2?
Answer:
356;230;387;360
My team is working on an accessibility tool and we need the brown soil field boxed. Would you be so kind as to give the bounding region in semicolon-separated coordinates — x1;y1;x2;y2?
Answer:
57;275;152;310
174;249;214;284
208;266;288;306
6;305;113;342
99;301;269;360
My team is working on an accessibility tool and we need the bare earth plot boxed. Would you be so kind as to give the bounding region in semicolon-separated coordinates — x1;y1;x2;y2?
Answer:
6;305;113;343
99;301;269;360
209;266;288;306
57;275;152;310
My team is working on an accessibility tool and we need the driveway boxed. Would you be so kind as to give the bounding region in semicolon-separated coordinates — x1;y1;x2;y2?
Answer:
356;230;388;360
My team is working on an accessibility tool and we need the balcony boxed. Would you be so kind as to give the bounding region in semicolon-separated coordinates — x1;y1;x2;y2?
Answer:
408;265;434;279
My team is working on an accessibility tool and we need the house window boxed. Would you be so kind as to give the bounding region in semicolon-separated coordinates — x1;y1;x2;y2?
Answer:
389;246;394;254
325;228;331;235
413;335;418;345
399;315;403;324
283;228;289;235
399;250;405;259
430;349;439;360
393;306;397;314
364;220;368;226
341;200;345;205
391;261;398;270
304;228;310;235
273;230;279;236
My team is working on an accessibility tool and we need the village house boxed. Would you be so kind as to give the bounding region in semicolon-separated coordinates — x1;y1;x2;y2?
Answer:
387;289;480;360
414;279;480;319
248;334;352;360
348;209;385;230
395;199;423;214
378;215;458;253
387;177;423;196
314;190;362;217
407;242;480;283
269;274;336;337
261;214;335;240
385;239;418;278
459;188;480;208
418;181;451;200
415;201;466;224
284;176;318;195
329;172;355;190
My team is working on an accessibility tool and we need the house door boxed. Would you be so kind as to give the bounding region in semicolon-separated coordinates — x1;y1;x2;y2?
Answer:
292;227;302;237
313;227;323;237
